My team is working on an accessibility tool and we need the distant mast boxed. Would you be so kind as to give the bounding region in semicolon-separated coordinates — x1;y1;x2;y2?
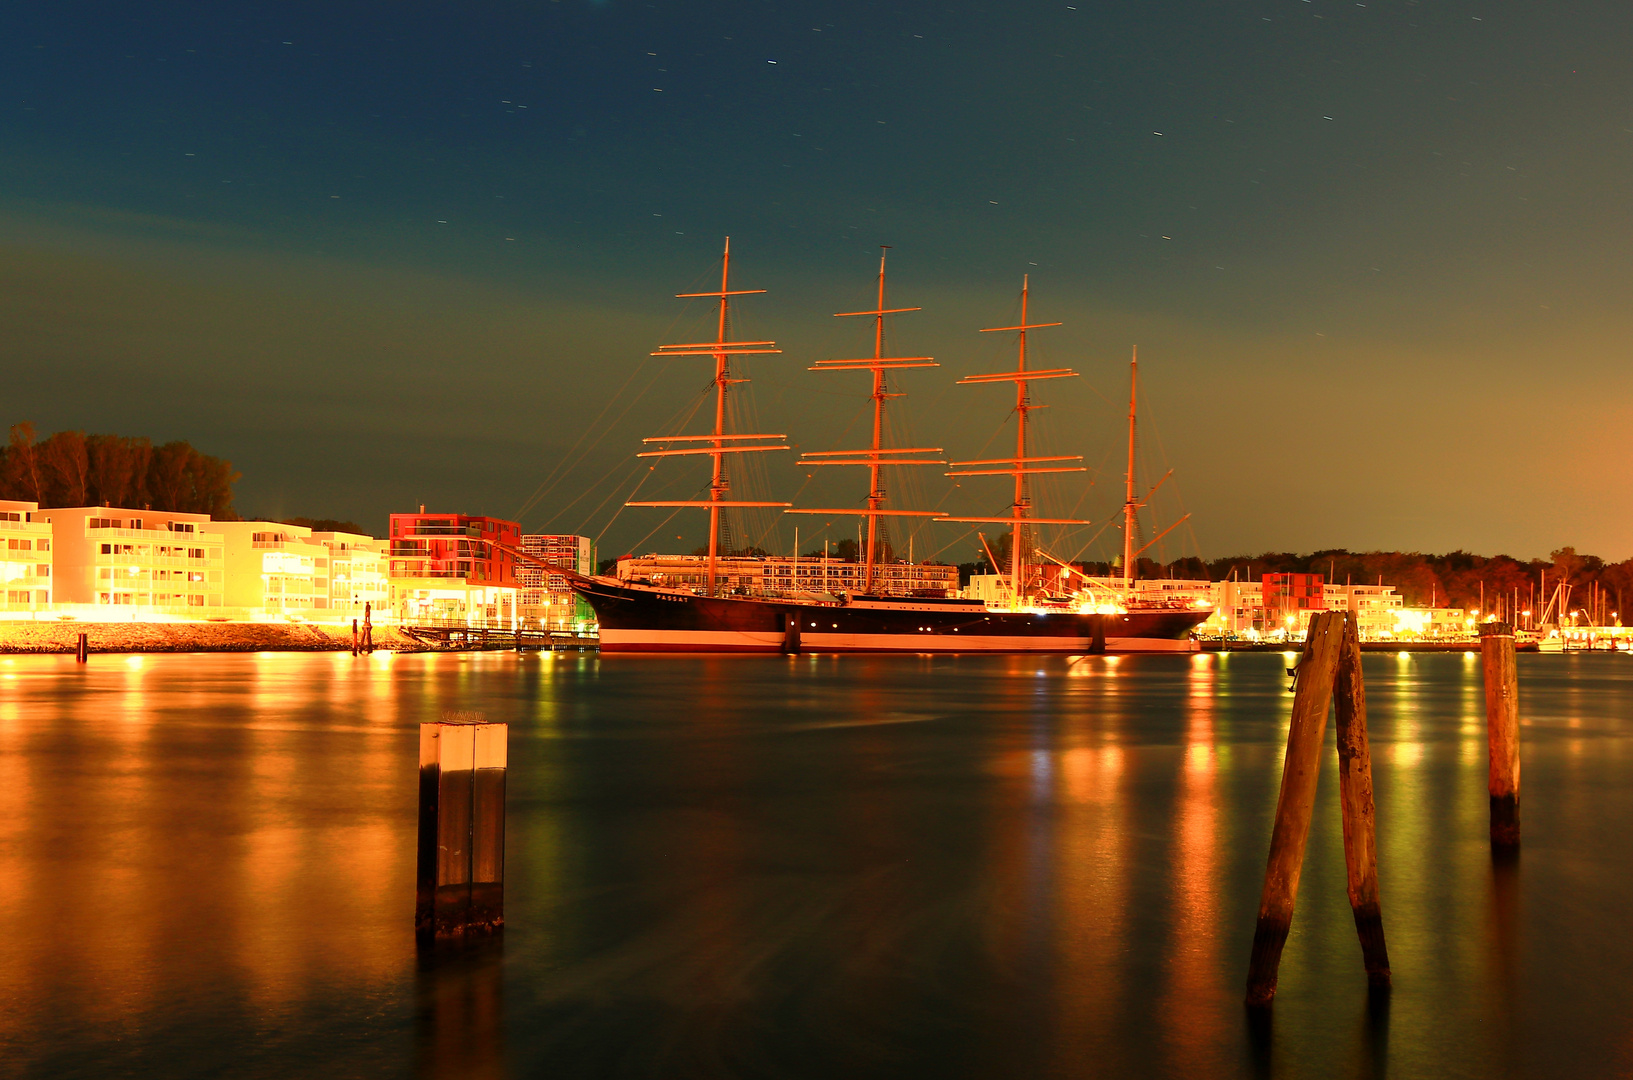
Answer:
942;276;1088;607
787;247;947;593
1117;348;1188;600
626;237;790;596
1123;347;1138;598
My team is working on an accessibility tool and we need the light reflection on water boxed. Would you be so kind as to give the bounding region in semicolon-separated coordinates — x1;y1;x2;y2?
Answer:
2;650;1633;1077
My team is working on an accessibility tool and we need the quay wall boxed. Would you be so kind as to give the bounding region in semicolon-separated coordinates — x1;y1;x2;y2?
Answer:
0;621;437;655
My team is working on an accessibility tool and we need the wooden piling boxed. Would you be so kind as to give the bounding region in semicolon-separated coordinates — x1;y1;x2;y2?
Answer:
351;618;359;656
1087;614;1107;655
781;611;801;655
76;632;89;663
1246;610;1346;1007
1481;622;1521;848
417;719;508;943
1334;612;1391;989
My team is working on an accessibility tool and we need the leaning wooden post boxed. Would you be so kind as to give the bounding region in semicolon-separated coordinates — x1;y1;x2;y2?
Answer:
1333;611;1391;989
1246;610;1345;1007
1481;622;1521;848
417;716;508;943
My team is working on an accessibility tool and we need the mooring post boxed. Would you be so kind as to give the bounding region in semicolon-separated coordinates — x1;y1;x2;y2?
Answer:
1481;621;1521;848
417;717;508;943
781;611;801;655
76;632;89;663
352;618;359;656
1246;610;1346;1007
1334;611;1391;989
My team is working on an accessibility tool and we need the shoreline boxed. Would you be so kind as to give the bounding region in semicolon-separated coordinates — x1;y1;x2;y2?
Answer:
0;621;441;655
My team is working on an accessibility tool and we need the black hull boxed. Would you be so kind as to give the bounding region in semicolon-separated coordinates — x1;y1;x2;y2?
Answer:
575;579;1208;654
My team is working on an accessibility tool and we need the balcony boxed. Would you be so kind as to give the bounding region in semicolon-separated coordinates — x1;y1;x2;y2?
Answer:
404;524;483;538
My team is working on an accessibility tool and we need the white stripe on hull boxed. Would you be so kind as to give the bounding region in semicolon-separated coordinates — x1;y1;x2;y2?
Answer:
1105;636;1201;653
599;629;784;652
598;628;1199;654
801;632;1088;653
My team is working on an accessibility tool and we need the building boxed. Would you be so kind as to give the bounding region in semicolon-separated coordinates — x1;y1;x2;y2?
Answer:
1261;572;1326;632
309;531;389;619
0;500;54;613
519;534;596;630
33;506;224;613
1325;583;1405;638
215;521;321;617
1393;607;1473;638
389;511;520;626
616;553;960;597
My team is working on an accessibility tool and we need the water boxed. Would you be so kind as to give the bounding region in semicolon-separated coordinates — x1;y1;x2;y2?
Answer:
3;649;1632;1078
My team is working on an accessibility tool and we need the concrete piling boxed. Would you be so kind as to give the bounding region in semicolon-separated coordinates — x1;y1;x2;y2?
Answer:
1481;622;1522;849
417;717;507;943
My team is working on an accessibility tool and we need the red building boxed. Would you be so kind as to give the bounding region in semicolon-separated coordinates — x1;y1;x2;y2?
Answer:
388;511;521;625
1261;572;1326;628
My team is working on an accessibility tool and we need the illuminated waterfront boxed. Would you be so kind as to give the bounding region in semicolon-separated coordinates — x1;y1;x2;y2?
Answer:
3;651;1632;1077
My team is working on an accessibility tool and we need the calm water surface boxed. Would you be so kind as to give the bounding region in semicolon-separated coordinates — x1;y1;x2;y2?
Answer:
3;650;1632;1078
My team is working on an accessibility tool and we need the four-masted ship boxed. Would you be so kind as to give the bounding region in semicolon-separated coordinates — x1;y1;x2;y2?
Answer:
568;239;1210;653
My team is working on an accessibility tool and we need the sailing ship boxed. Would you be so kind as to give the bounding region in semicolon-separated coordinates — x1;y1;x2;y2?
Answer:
564;240;1211;653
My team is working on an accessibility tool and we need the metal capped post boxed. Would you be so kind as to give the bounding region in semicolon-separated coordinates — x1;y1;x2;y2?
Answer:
416;716;507;943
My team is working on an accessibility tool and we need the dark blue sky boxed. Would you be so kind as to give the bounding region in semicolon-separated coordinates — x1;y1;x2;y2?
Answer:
4;1;1631;561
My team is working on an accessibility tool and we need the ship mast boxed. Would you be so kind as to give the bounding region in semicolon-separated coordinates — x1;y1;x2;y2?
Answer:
626;237;790;597
941;276;1089;608
788;247;946;594
1116;348;1189;603
1122;347;1137;598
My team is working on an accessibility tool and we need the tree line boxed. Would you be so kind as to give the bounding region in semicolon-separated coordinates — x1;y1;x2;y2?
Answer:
1124;548;1631;615
1;423;239;518
952;538;1633;615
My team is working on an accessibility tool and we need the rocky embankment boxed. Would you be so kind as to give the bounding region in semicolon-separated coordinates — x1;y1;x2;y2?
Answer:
0;621;440;654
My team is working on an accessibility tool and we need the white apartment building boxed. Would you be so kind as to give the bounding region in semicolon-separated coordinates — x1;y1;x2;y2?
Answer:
617;553;960;597
0;500;54;612
216;521;320;616
309;531;389;618
34;506;224;612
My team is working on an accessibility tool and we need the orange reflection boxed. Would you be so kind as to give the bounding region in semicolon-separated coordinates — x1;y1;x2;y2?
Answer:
1048;657;1130;1068
1161;654;1225;1073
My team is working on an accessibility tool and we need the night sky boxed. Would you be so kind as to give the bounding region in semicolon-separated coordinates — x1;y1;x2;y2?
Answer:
4;1;1630;563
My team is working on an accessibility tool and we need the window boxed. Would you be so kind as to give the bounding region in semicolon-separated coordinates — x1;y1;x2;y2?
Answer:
38;540;48;551
188;595;204;607
89;517;121;529
168;522;194;534
34;566;48;578
189;548;204;559
6;539;29;550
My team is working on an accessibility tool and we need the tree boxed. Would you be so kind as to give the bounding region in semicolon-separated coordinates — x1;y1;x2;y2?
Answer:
3;423;43;503
39;430;90;507
87;434;151;508
284;517;365;535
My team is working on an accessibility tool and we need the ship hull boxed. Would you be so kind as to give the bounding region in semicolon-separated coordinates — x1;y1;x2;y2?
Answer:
578;579;1207;654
